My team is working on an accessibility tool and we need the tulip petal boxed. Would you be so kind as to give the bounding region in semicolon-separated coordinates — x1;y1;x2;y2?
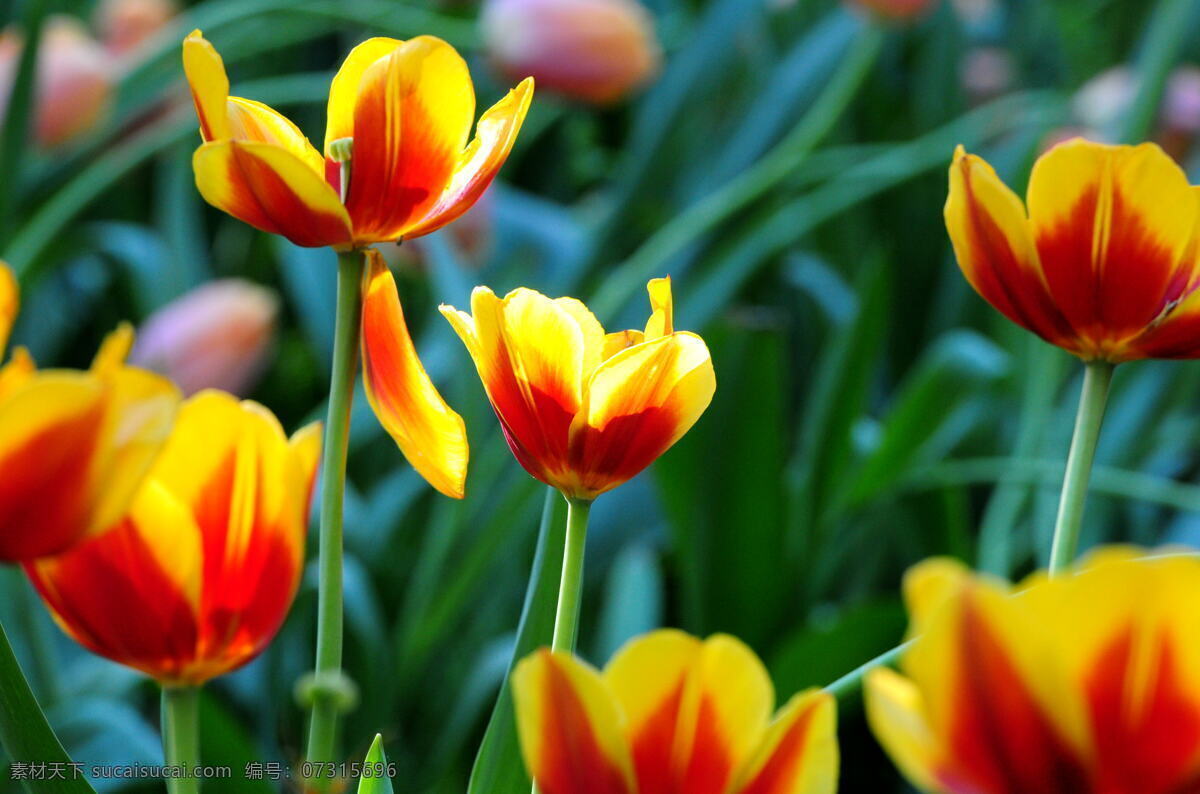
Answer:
945;146;1076;351
512;648;636;794
604;629;703;793
441;287;586;490
602;330;645;360
0;374;106;560
734;690;838;794
345;36;476;241
643;277;673;340
289;420;323;513
0;262;17;356
182;29;230;141
193;140;353;248
361;252;468;499
1027;139;1199;355
324;37;401;155
23;480;202;683
403;77;535;239
569;332;714;498
864;668;941;792
0;348;34;401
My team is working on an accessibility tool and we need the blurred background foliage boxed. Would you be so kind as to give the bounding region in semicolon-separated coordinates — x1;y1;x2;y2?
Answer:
3;0;1200;791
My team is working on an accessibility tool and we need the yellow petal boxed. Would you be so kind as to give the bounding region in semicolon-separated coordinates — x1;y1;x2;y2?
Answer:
601;330;645;361
512;648;636;794
361;251;468;499
193;140;353;248
0;348;34;402
604;628;703;759
643;276;673;340
863;668;940;792
324;37;402;155
182;29;230;141
733;689;839;794
91;322;134;376
344;36;476;242
403;77;534;239
227;97;324;175
0;262;17;356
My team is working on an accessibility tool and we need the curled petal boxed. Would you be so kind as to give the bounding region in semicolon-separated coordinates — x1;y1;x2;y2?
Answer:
24;480;203;683
403;77;535;239
512;648;636;794
643;276;673;340
362;252;468;499
568;332;715;498
182;29;229;141
0;262;17;356
945;146;1075;350
193;140;353;248
734;690;838;794
345;36;476;242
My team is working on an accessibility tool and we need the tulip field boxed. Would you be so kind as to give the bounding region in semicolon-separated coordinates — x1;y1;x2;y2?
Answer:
6;0;1200;792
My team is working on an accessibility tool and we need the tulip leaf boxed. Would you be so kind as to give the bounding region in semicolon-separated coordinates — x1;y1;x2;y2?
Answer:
0;0;45;246
468;488;566;794
356;735;394;794
0;623;95;793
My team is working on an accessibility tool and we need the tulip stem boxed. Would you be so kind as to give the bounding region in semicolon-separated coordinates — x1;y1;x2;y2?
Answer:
1048;360;1114;575
825;640;912;702
551;497;592;652
306;249;366;771
162;686;200;794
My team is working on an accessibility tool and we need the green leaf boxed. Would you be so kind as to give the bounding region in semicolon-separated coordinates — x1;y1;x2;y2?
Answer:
357;735;394;794
0;0;46;246
0;623;95;794
468;488;566;794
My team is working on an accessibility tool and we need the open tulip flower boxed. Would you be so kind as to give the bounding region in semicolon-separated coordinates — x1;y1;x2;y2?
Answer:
866;550;1200;794
513;629;838;794
440;277;715;501
182;29;533;248
947;138;1200;363
24;390;321;685
0;264;180;562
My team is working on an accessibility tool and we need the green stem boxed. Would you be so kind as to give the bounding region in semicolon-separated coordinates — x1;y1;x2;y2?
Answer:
824;640;911;702
1047;361;1114;575
551;498;592;652
162;687;200;794
305;249;366;767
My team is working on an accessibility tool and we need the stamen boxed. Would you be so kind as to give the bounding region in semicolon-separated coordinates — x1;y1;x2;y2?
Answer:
329;137;354;201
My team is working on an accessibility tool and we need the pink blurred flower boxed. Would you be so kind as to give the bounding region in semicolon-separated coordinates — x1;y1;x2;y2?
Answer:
0;16;113;148
481;0;660;105
130;279;279;397
960;46;1013;105
94;0;178;60
845;0;938;23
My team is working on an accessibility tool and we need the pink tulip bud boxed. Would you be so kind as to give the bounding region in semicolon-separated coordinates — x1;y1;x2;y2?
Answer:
1164;67;1200;135
481;0;660;105
845;0;938;23
0;16;113;148
130;279;279;397
94;0;178;59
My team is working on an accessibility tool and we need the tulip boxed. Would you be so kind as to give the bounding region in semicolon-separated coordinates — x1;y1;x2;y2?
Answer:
845;0;937;23
513;629;838;794
439;277;715;501
0;263;180;562
0;16;113;148
866;550;1200;794
24;390;320;684
480;0;660;105
130;278;279;397
183;30;532;250
95;0;178;58
947;139;1200;363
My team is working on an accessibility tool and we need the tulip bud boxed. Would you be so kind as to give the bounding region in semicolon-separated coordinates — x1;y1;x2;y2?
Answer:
481;0;660;105
1164;67;1200;135
94;0;178;58
0;16;113;148
845;0;938;23
130;279;278;397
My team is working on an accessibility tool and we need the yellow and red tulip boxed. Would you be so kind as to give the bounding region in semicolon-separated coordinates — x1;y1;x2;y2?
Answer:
0;264;180;562
24;390;320;686
437;277;715;501
182;30;533;249
947;138;1200;362
513;629;838;794
866;550;1200;794
480;0;661;105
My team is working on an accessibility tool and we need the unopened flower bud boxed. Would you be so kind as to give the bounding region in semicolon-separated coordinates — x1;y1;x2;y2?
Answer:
481;0;660;105
94;0;178;58
130;279;279;397
0;16;113;148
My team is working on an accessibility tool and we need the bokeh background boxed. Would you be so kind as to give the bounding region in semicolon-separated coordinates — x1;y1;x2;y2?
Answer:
3;0;1200;791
